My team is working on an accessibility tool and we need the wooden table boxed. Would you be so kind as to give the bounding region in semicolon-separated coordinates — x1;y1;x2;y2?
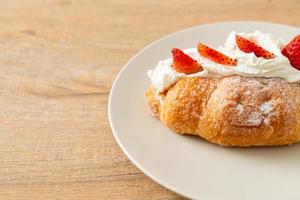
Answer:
0;0;299;199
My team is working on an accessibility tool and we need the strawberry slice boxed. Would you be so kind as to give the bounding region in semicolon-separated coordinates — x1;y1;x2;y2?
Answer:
197;43;237;66
235;35;275;59
282;34;300;70
171;48;202;74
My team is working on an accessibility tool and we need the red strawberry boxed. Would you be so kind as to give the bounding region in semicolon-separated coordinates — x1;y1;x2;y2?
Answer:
282;34;300;70
197;43;237;66
171;48;202;74
235;35;275;59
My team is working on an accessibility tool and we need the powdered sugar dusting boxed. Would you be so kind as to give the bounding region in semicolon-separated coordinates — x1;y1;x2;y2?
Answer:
259;100;277;125
226;77;286;127
247;112;262;126
260;100;274;115
236;104;244;112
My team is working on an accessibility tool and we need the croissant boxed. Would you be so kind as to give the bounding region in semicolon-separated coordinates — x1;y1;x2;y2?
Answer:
146;76;300;146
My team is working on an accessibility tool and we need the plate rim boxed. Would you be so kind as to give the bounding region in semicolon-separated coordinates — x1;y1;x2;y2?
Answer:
108;21;300;199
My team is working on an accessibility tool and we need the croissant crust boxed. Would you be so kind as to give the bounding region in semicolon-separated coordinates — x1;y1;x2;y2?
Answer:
146;76;300;146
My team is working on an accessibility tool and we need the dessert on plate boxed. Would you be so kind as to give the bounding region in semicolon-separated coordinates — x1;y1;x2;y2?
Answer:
145;30;300;146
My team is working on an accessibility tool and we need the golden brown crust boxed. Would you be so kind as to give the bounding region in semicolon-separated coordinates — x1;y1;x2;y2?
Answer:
145;76;300;146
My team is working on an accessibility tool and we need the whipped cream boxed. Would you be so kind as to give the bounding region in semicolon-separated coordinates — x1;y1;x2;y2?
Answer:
148;30;300;92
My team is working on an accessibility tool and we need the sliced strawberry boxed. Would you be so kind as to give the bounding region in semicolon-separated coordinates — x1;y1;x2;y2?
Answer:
282;34;300;70
236;35;275;59
197;43;237;66
171;48;202;74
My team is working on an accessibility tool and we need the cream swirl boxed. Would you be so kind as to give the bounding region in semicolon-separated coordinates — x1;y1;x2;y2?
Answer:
148;30;300;92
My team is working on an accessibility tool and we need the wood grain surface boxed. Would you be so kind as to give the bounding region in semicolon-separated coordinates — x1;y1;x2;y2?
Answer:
0;0;299;199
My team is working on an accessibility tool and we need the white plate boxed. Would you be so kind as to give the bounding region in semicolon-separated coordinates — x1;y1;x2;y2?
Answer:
108;21;300;200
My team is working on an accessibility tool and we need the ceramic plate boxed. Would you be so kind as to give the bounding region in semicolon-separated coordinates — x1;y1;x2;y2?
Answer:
108;21;300;200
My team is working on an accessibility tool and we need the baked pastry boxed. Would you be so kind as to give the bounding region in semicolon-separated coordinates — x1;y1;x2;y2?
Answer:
146;31;300;146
